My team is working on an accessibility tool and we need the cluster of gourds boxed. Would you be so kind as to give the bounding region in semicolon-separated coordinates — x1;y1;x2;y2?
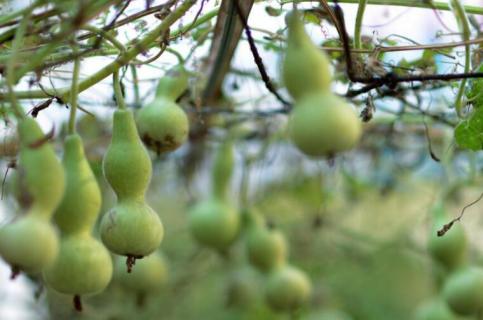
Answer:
282;10;362;157
244;210;312;313
415;201;483;319
187;139;311;313
0;66;189;310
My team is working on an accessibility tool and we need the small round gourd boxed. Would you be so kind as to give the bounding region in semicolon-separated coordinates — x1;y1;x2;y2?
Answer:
100;200;163;257
226;267;262;308
137;97;188;154
43;235;112;295
115;252;168;293
283;10;332;100
288;92;362;157
136;65;189;154
246;225;287;273
264;265;312;312
189;198;239;251
428;201;467;270
0;216;58;274
442;266;483;316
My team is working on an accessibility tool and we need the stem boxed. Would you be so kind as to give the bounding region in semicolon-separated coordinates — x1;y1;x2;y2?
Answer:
6;4;37;119
130;64;141;108
1;4;213;101
283;0;483;15
450;0;471;117
354;0;367;49
112;70;126;109
81;25;127;53
68;46;81;135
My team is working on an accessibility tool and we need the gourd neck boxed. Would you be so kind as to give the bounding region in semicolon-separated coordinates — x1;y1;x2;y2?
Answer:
155;65;189;101
111;109;141;144
211;141;234;201
18;117;44;146
286;10;308;48
63;134;85;163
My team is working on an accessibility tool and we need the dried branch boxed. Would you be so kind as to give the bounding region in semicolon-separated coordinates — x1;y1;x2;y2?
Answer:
233;0;290;107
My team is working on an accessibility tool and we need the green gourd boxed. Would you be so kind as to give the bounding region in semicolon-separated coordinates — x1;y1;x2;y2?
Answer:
264;265;312;312
226;266;262;308
288;92;362;157
442;266;483;316
100;109;163;264
115;251;168;293
428;201;467;271
189;141;240;252
189;200;239;251
246;220;288;273
136;65;189;154
0;118;64;274
43;134;112;301
283;10;332;101
415;298;456;320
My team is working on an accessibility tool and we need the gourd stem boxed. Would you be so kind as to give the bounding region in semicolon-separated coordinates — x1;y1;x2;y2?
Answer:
113;70;126;109
130;65;141;108
68;45;81;135
450;0;471;117
6;3;37;119
354;0;368;50
165;47;185;65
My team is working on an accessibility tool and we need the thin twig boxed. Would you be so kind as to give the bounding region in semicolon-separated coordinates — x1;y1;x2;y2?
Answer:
233;0;291;107
437;192;483;236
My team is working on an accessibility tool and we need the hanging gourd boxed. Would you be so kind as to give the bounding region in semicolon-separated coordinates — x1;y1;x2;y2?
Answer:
189;140;240;253
245;211;288;273
43;135;113;311
136;64;189;154
100;71;163;272
0;118;65;276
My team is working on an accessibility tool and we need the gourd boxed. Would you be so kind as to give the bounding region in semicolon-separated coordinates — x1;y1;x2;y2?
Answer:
264;265;312;312
100;109;163;270
136;65;189;154
442;266;483;316
115;251;168;293
225;266;262;308
282;10;332;101
428;201;467;271
415;298;456;320
189;141;240;252
245;212;287;273
0;118;64;275
43;134;112;309
288;92;362;157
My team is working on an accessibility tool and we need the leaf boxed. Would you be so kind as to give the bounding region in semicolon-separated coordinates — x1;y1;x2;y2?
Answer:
265;6;282;17
466;63;483;107
455;107;483;151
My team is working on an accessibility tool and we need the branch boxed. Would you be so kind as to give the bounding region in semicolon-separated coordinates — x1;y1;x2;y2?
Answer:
233;0;290;107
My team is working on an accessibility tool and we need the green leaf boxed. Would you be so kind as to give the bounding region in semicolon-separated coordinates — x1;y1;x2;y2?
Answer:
454;107;483;151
